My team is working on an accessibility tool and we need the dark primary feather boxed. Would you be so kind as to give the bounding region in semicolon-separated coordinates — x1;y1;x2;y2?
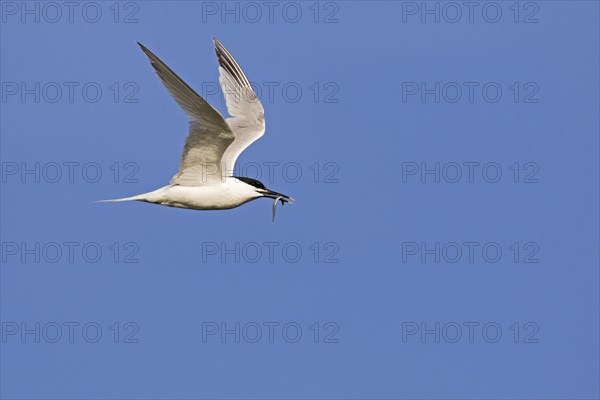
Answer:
137;42;231;130
212;37;257;100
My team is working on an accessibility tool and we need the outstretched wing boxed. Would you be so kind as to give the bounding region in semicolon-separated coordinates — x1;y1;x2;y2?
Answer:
137;42;234;185
213;38;266;176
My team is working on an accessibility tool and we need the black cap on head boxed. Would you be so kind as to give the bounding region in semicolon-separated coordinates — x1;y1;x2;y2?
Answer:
233;176;266;189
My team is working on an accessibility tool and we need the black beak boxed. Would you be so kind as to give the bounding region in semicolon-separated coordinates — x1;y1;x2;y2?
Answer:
259;189;294;205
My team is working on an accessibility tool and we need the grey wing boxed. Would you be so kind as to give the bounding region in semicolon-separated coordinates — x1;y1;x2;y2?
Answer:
212;38;266;176
137;42;234;185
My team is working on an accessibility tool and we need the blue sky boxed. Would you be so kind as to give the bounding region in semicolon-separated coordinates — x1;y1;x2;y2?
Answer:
1;1;599;399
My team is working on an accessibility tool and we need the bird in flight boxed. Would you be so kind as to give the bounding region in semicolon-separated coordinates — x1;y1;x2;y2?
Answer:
100;38;293;221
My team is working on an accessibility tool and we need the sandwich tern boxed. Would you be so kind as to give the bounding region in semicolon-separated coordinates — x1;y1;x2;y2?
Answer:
100;38;293;221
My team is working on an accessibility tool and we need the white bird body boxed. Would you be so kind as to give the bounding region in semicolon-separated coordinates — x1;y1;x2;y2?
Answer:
109;178;261;210
100;38;293;219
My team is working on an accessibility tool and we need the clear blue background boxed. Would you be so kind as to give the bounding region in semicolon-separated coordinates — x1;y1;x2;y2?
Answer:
1;1;599;399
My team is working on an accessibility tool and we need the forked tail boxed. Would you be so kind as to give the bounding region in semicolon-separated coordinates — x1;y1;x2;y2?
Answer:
96;194;146;203
97;187;166;204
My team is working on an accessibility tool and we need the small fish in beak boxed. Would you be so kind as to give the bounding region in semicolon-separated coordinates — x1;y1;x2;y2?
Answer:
271;194;294;222
257;188;293;222
272;196;284;222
